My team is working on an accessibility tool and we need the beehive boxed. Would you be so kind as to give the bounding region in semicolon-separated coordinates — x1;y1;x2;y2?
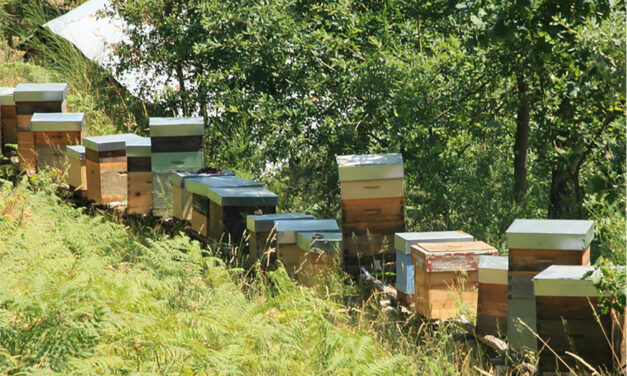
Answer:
83;133;143;204
186;176;262;237
411;241;498;320
476;255;508;336
30;113;83;171
14;83;68;172
206;187;278;242
0;87;16;151
170;169;234;221
534;265;612;374
246;213;314;265
66;145;87;197
149;117;204;217
336;153;405;275
506;219;594;353
394;231;474;305
126;137;152;215
295;232;343;285
275;219;340;277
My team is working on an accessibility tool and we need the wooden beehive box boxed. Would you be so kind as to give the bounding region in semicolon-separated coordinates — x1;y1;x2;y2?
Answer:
336;153;405;276
14;83;68;172
186;176;262;238
506;219;594;353
0;87;16;151
411;241;498;320
126;137;152;215
295;231;343;285
246;213;315;265
534;265;612;374
476;255;508;337
149;117;204;217
31;113;83;171
394;231;474;306
170;169;234;221
66;145;87;197
83;133;143;204
275;219;340;277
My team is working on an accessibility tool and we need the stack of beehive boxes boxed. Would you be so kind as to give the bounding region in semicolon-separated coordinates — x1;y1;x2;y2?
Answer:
394;231;474;306
336;153;405;275
476;255;508;336
83;133;143;204
149;117;204;217
411;241;498;319
275;219;340;277
170;169;234;221
506;219;593;354
66;145;87;197
294;231;343;285
533;265;612;373
13;83;68;172
0;87;16;153
126;137;152;214
246;213;314;265
30;113;83;171
186;175;262;237
207;187;278;242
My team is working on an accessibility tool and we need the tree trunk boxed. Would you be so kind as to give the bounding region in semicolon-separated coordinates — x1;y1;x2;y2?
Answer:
176;64;188;116
513;79;530;203
549;139;585;219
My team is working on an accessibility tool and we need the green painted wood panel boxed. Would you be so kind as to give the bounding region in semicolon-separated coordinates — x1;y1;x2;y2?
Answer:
150;151;204;173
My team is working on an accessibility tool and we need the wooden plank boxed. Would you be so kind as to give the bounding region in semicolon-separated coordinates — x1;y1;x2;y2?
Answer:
17;131;35;172
34;131;81;146
508;271;537;300
127;171;152;215
1;105;16;117
127;156;152;172
172;184;193;220
507;298;537;353
508;247;590;272
86;159;102;202
2;117;17;145
85;148;127;162
339;178;403;200
35;145;66;171
412;241;498;273
477;283;508;336
15;100;66;115
86;159;127;204
150;135;203;153
17;114;31;131
191;208;208;237
67;156;87;193
341;197;404;223
208;200;275;242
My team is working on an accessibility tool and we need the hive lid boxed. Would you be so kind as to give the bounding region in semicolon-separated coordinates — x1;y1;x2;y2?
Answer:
478;255;508;285
185;176;262;196
14;83;68;102
169;169;235;187
275;219;340;244
83;133;143;152
0;87;15;106
296;232;343;254
506;219;594;251
125;137;151;157
411;241;499;272
149;117;204;137
533;265;603;297
246;212;314;233
206;187;278;207
394;231;474;254
335;153;403;181
30;113;84;132
65;145;85;160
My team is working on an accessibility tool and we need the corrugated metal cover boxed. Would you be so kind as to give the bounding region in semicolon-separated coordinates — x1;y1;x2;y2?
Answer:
206;187;278;207
533;265;602;297
275;219;339;244
246;213;314;233
336;153;403;181
506;219;594;251
125;137;151;157
478;255;508;284
30;113;84;131
14;83;68;102
0;87;15;106
296;231;342;254
184;176;261;196
83;133;142;151
149;117;204;137
66;145;85;160
394;231;474;254
170;169;235;187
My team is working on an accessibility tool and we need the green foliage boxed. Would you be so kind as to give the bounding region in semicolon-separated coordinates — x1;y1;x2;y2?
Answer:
586;258;626;315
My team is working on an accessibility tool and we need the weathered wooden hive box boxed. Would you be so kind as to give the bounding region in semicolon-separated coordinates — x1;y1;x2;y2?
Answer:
394;231;474;305
170;169;234;221
0;87;16;150
14;83;68;172
246;213;314;265
205;186;277;242
336;153;405;274
66;145;87;197
506;219;594;353
476;255;508;337
30;113;83;171
275;219;340;277
533;265;611;374
125;137;152;215
186;176;262;237
83;133;143;204
149;117;204;217
411;241;498;320
295;231;343;285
